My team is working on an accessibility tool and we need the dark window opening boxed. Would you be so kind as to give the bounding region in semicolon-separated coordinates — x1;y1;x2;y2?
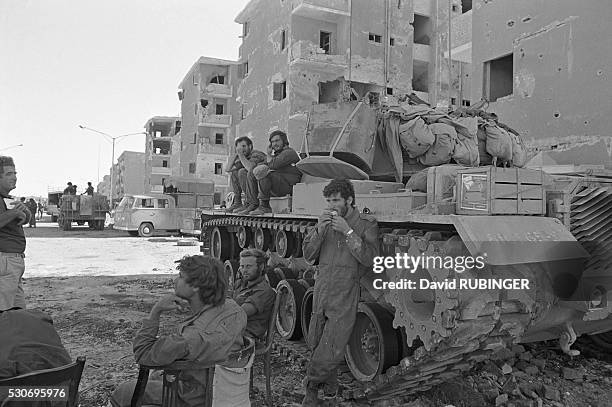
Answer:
318;80;340;103
273;81;287;101
412;61;429;92
452;4;459;13
242;22;249;37
241;104;246;119
386;87;394;95
451;97;457;105
210;75;225;84
215;133;224;144
319;31;331;54
214;163;223;175
281;29;287;50
369;33;382;43
413;14;431;45
462;99;471;107
389;37;395;46
214;192;221;205
192;133;197;144
200;99;209;108
484;53;513;102
175;120;181;135
461;0;472;13
243;61;249;77
215;104;224;115
162;160;168;168
189;163;196;174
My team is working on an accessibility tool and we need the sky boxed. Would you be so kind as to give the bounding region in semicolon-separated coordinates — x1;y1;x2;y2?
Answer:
0;0;250;198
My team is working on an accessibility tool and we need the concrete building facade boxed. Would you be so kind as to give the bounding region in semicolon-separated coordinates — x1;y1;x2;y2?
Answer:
233;0;473;150
144;116;181;193
177;57;241;200
112;151;145;203
470;0;611;165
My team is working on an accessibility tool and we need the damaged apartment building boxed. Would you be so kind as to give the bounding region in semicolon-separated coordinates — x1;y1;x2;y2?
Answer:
176;57;241;203
143;116;181;193
233;0;473;149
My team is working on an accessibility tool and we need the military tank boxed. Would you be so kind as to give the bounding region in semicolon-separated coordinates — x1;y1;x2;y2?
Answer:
199;99;612;402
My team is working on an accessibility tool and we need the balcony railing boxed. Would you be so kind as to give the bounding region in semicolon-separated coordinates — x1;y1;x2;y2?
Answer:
292;0;350;21
151;167;172;176
290;40;347;67
202;83;232;98
199;111;232;127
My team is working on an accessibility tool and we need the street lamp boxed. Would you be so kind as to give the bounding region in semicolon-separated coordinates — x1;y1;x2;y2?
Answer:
0;144;24;152
78;125;144;208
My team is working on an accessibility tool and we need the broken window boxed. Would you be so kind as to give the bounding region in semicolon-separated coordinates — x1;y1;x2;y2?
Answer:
215;133;224;144
216;104;225;115
390;37;395;46
462;99;471;107
175;120;181;135
210;75;225;84
368;33;382;43
484;53;513;102
242;22;249;37
461;0;472;13
451;97;457;106
273;81;287;101
412;61;429;92
281;29;287;50
189;163;196;174
386;87;393;95
162;160;168;168
319;31;331;54
319;80;340;103
413;14;431;45
214;163;223;175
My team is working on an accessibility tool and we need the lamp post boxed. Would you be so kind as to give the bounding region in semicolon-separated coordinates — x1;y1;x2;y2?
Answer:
0;143;24;152
78;125;144;208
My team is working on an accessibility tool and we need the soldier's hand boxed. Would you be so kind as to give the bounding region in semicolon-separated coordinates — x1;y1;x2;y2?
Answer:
11;202;28;213
331;215;351;235
317;210;332;233
12;209;27;225
152;294;188;313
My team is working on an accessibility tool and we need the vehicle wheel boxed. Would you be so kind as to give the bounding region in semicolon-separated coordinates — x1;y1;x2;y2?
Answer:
276;279;307;341
210;227;234;261
138;222;154;237
224;259;240;290
236;226;251;249
275;229;295;258
301;287;315;349
128;231;139;237
254;227;272;251
345;302;402;381
590;331;612;352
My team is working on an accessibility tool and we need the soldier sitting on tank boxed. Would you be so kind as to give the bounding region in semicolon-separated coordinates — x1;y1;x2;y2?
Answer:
301;179;379;406
245;130;302;216
225;136;266;214
231;249;275;342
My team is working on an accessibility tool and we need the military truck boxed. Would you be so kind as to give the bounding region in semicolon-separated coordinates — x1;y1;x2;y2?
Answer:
58;194;109;231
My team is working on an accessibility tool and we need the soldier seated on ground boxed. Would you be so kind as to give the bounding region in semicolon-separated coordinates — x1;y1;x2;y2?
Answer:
232;249;276;342
109;255;251;407
246;130;302;216
0;309;73;402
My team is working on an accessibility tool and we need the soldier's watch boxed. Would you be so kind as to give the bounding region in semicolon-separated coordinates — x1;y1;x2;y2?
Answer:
346;229;354;237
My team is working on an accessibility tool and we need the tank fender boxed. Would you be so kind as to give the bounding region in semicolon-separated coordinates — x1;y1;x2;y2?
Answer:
450;215;589;266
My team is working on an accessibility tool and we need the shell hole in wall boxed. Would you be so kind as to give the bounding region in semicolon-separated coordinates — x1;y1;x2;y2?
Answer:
507;20;515;27
553;112;560;118
584;120;589;125
522;16;532;23
538;54;544;59
597;70;603;76
557;67;562;72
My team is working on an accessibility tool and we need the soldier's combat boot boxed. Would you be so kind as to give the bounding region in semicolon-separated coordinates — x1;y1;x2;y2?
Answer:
301;382;320;407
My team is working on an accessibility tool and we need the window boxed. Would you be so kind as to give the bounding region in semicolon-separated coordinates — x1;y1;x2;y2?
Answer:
484;53;513;102
462;99;471;107
242;22;249;37
319;31;331;54
386;87;393;95
369;33;382;43
413;14;431;45
241;103;247;119
192;74;198;85
162;160;168;168
215;104;224;115
214;163;223;175
175;120;181;135
273;81;287;101
281;29;287;50
138;198;155;208
157;199;169;208
389;37;395;46
241;61;249;78
461;0;472;13
210;75;225;84
177;89;184;101
451;97;457;105
189;163;196;174
215;133;224;144
192;133;197;144
452;4;459;13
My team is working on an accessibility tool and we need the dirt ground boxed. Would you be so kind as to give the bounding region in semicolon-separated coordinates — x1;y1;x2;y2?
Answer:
18;220;612;406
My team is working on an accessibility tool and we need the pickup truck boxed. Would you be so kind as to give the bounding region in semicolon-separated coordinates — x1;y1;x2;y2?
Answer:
113;193;208;237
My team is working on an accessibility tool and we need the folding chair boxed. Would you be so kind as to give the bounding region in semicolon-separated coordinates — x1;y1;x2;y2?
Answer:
131;337;255;407
0;357;86;407
251;289;281;407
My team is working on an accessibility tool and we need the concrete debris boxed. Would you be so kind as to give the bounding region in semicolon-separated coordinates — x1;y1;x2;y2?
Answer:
495;393;509;406
561;367;582;381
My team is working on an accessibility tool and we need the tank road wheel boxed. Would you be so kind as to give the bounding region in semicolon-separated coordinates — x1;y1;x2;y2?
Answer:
275;229;295;258
591;331;612;352
276;279;307;340
301;287;315;349
138;222;154;238
224;259;240;290
236;226;251;249
210;226;233;261
254;227;272;251
345;302;401;382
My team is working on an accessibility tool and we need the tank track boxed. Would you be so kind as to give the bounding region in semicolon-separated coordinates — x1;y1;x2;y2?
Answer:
202;215;541;403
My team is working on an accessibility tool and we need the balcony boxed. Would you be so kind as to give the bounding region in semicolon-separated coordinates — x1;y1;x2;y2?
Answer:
198;144;230;155
290;40;347;68
198;111;232;128
202;83;232;98
291;0;350;22
151;167;172;176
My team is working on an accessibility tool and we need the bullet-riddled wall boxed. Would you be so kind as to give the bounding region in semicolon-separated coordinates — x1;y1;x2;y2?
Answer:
471;0;612;159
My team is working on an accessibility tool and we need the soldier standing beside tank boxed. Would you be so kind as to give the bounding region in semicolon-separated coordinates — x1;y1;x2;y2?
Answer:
301;179;379;406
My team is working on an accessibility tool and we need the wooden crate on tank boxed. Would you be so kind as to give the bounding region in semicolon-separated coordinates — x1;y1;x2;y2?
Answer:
456;167;546;215
357;190;428;217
